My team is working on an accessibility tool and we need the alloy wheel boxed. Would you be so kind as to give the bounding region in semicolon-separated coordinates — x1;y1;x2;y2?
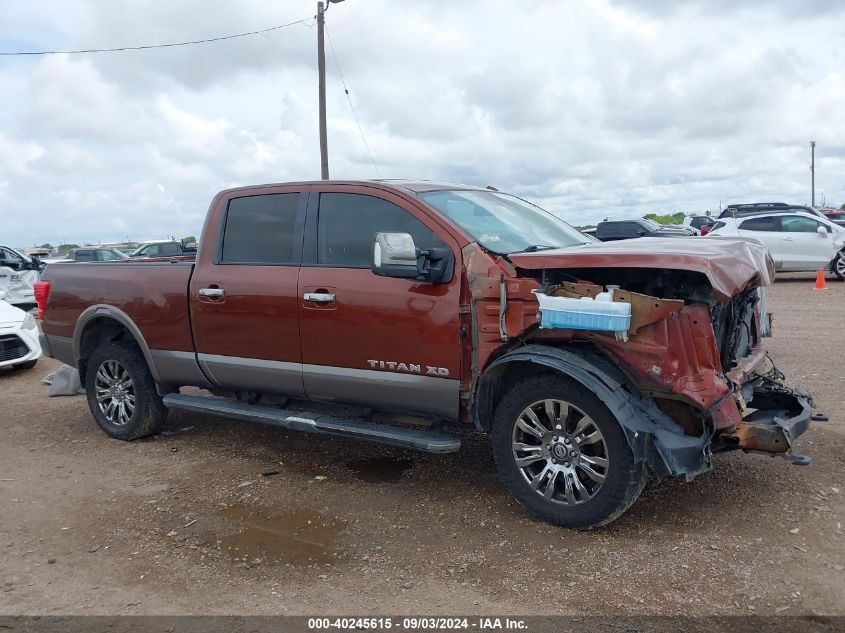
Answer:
94;359;135;426
511;398;610;505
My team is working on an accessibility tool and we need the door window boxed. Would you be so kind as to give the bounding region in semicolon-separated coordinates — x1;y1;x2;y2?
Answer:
159;243;182;256
316;193;446;267
75;250;95;262
221;193;300;264
0;247;24;270
739;217;779;232
780;216;822;233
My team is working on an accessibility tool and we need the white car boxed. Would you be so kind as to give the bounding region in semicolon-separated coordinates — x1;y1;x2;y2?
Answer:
0;245;42;307
0;290;42;370
707;211;845;279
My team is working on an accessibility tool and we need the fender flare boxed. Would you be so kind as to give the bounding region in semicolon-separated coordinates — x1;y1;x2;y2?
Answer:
73;304;162;383
475;344;711;480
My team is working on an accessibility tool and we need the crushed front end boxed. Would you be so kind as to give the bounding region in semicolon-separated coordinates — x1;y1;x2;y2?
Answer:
475;237;816;480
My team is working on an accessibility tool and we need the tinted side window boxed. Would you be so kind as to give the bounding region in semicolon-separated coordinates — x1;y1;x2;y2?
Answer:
780;216;820;233
739;217;778;232
144;245;159;257
159;243;181;256
75;250;95;262
221;193;300;264
596;222;626;238
0;248;22;267
317;193;446;267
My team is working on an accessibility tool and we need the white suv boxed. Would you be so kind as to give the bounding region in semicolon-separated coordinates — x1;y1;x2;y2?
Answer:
707;211;845;278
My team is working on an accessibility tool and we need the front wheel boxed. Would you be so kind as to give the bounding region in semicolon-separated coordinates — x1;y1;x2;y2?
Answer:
833;253;845;280
85;341;166;440
491;374;646;529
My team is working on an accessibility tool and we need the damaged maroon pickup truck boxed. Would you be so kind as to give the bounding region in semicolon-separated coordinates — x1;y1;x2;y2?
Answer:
36;180;815;528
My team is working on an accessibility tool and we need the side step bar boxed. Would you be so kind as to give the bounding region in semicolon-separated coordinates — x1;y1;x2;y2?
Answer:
162;393;461;454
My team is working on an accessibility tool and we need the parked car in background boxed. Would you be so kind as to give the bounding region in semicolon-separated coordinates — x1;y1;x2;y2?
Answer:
719;202;827;221
0;289;41;370
130;241;196;258
707;211;845;278
595;218;695;241
45;247;131;264
0;245;43;307
823;209;845;228
35;179;813;529
683;215;717;235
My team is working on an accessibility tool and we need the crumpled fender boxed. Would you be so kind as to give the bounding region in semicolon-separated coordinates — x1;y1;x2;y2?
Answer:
476;344;712;480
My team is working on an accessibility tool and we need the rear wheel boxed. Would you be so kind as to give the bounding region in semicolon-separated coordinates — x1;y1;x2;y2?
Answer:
833;254;845;280
492;374;646;529
85;341;166;440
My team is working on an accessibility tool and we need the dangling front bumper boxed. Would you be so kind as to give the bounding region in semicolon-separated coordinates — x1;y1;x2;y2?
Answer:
717;386;815;465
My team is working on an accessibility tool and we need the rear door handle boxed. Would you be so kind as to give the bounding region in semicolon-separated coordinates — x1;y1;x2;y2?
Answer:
199;287;225;298
303;292;336;302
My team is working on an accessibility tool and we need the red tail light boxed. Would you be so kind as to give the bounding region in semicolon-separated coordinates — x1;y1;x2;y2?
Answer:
33;281;51;320
700;225;712;236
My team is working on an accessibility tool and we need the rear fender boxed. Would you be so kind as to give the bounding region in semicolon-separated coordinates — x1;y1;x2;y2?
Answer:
476;344;712;480
73;304;162;383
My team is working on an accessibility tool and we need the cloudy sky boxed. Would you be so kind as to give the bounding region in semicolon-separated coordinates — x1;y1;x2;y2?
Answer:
2;0;844;247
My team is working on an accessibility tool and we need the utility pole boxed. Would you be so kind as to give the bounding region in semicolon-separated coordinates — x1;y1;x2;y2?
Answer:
317;1;329;179
810;140;816;207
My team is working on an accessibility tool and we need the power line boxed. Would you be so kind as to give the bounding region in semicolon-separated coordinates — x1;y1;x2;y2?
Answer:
325;25;381;178
0;17;313;56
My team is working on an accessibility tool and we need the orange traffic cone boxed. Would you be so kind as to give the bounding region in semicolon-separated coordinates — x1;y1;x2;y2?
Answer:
813;268;827;291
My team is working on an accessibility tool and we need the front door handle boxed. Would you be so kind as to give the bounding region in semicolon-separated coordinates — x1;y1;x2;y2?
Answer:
303;292;336;302
783;237;794;241
199;287;225;298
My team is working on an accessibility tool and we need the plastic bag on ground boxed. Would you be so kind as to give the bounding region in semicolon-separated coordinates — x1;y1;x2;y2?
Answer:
42;364;85;396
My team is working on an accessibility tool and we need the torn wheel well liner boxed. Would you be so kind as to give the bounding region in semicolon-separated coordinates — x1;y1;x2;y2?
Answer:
474;344;712;481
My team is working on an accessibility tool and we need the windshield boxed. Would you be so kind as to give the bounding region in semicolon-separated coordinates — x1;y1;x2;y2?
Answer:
102;248;129;261
418;190;590;254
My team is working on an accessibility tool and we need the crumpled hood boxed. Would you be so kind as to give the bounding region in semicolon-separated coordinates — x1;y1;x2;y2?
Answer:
508;236;774;302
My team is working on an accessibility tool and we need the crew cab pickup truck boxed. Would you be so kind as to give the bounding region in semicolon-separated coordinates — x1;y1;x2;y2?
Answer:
35;180;815;529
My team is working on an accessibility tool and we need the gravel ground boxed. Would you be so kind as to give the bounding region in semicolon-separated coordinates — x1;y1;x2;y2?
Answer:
0;273;843;616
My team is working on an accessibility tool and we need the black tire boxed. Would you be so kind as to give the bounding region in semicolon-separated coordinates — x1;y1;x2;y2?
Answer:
13;359;38;370
84;341;166;441
833;254;845;280
492;373;646;529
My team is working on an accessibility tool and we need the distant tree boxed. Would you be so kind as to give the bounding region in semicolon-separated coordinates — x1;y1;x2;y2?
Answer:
181;235;198;245
39;243;53;249
57;243;79;255
644;212;686;225
841;202;845;210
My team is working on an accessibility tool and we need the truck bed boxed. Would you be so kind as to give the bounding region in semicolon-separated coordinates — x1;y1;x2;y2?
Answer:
40;260;196;361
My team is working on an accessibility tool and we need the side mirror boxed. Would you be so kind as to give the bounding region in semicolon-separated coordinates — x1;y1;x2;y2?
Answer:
372;232;419;279
817;226;829;236
372;232;454;284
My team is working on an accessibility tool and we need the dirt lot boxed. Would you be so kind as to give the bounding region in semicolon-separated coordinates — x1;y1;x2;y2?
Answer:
1;273;843;616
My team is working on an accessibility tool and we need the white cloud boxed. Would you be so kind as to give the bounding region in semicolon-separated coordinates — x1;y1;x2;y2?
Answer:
2;0;845;247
